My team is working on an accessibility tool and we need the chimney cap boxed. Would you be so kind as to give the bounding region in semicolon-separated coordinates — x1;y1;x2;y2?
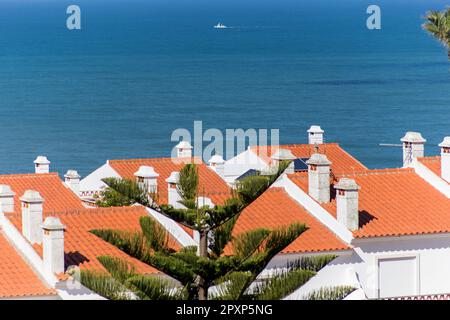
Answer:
208;154;225;165
134;166;159;178
166;171;180;184
307;125;324;134
33;156;50;165
176;141;193;150
0;184;15;197
271;149;296;161
306;153;331;166
401;132;426;143
20;190;44;203
64;170;80;179
42;216;65;231
335;178;360;191
439;137;450;148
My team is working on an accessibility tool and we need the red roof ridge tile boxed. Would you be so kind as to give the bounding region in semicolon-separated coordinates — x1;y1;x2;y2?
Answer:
338;167;414;177
418;156;441;162
0;172;59;179
250;142;341;149
109;156;203;164
44;206;146;216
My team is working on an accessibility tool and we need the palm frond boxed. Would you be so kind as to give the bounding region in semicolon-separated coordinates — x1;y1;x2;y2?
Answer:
139;216;172;253
287;255;338;272
80;269;133;300
305;286;356;300
209;215;238;257
178;164;199;201
253;269;316;300
101;177;151;207
126;275;186;300
97;255;137;283
211;271;253;300
232;228;270;259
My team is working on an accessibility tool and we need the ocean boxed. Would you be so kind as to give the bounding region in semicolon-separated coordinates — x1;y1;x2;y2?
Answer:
0;0;449;177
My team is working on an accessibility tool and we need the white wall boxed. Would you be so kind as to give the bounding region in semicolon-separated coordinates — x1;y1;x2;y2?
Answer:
223;149;269;182
79;162;121;198
279;234;450;300
354;234;450;298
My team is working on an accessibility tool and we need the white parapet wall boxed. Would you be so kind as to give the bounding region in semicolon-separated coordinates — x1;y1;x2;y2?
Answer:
413;159;450;198
146;207;197;247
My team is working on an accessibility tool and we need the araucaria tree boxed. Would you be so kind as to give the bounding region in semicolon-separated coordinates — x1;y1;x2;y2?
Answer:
423;8;450;59
83;161;352;300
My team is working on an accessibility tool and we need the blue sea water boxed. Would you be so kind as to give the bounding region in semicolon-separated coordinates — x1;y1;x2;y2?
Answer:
0;0;449;177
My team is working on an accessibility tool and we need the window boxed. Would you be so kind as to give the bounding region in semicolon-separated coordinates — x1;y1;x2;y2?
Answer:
378;256;418;298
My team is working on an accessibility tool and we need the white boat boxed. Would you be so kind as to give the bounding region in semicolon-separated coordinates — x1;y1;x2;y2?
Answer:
214;23;227;29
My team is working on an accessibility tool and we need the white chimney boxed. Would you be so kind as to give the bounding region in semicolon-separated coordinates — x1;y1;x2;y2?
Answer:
439;137;450;183
208;154;225;177
64;170;81;195
0;185;15;213
176;141;193;158
335;178;360;231
42;217;65;275
34;156;50;174
134;166;159;194
166;171;184;208
306;153;331;203
20;190;44;244
401;132;426;167
271;149;297;174
307;125;325;145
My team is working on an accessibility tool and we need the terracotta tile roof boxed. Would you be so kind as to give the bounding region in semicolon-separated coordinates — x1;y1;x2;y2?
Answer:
108;157;232;205
0;231;56;298
250;143;367;175
7;206;181;275
386;294;450;300
418;156;446;182
227;188;349;255
0;173;84;213
288;168;450;238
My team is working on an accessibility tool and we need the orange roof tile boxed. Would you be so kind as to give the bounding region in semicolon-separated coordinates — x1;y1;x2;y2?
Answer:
108;157;232;205
250;143;367;175
0;173;84;214
7;206;181;275
418;156;446;183
228;188;349;254
289;168;450;238
0;231;56;298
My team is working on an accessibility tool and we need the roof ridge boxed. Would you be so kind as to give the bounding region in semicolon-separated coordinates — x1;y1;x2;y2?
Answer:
251;143;339;149
0;172;59;179
45;206;145;216
338;168;413;177
418;156;441;162
109;156;203;164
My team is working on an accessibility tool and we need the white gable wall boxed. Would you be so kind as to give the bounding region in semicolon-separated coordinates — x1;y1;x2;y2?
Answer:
412;159;450;198
79;162;121;198
223;149;269;183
